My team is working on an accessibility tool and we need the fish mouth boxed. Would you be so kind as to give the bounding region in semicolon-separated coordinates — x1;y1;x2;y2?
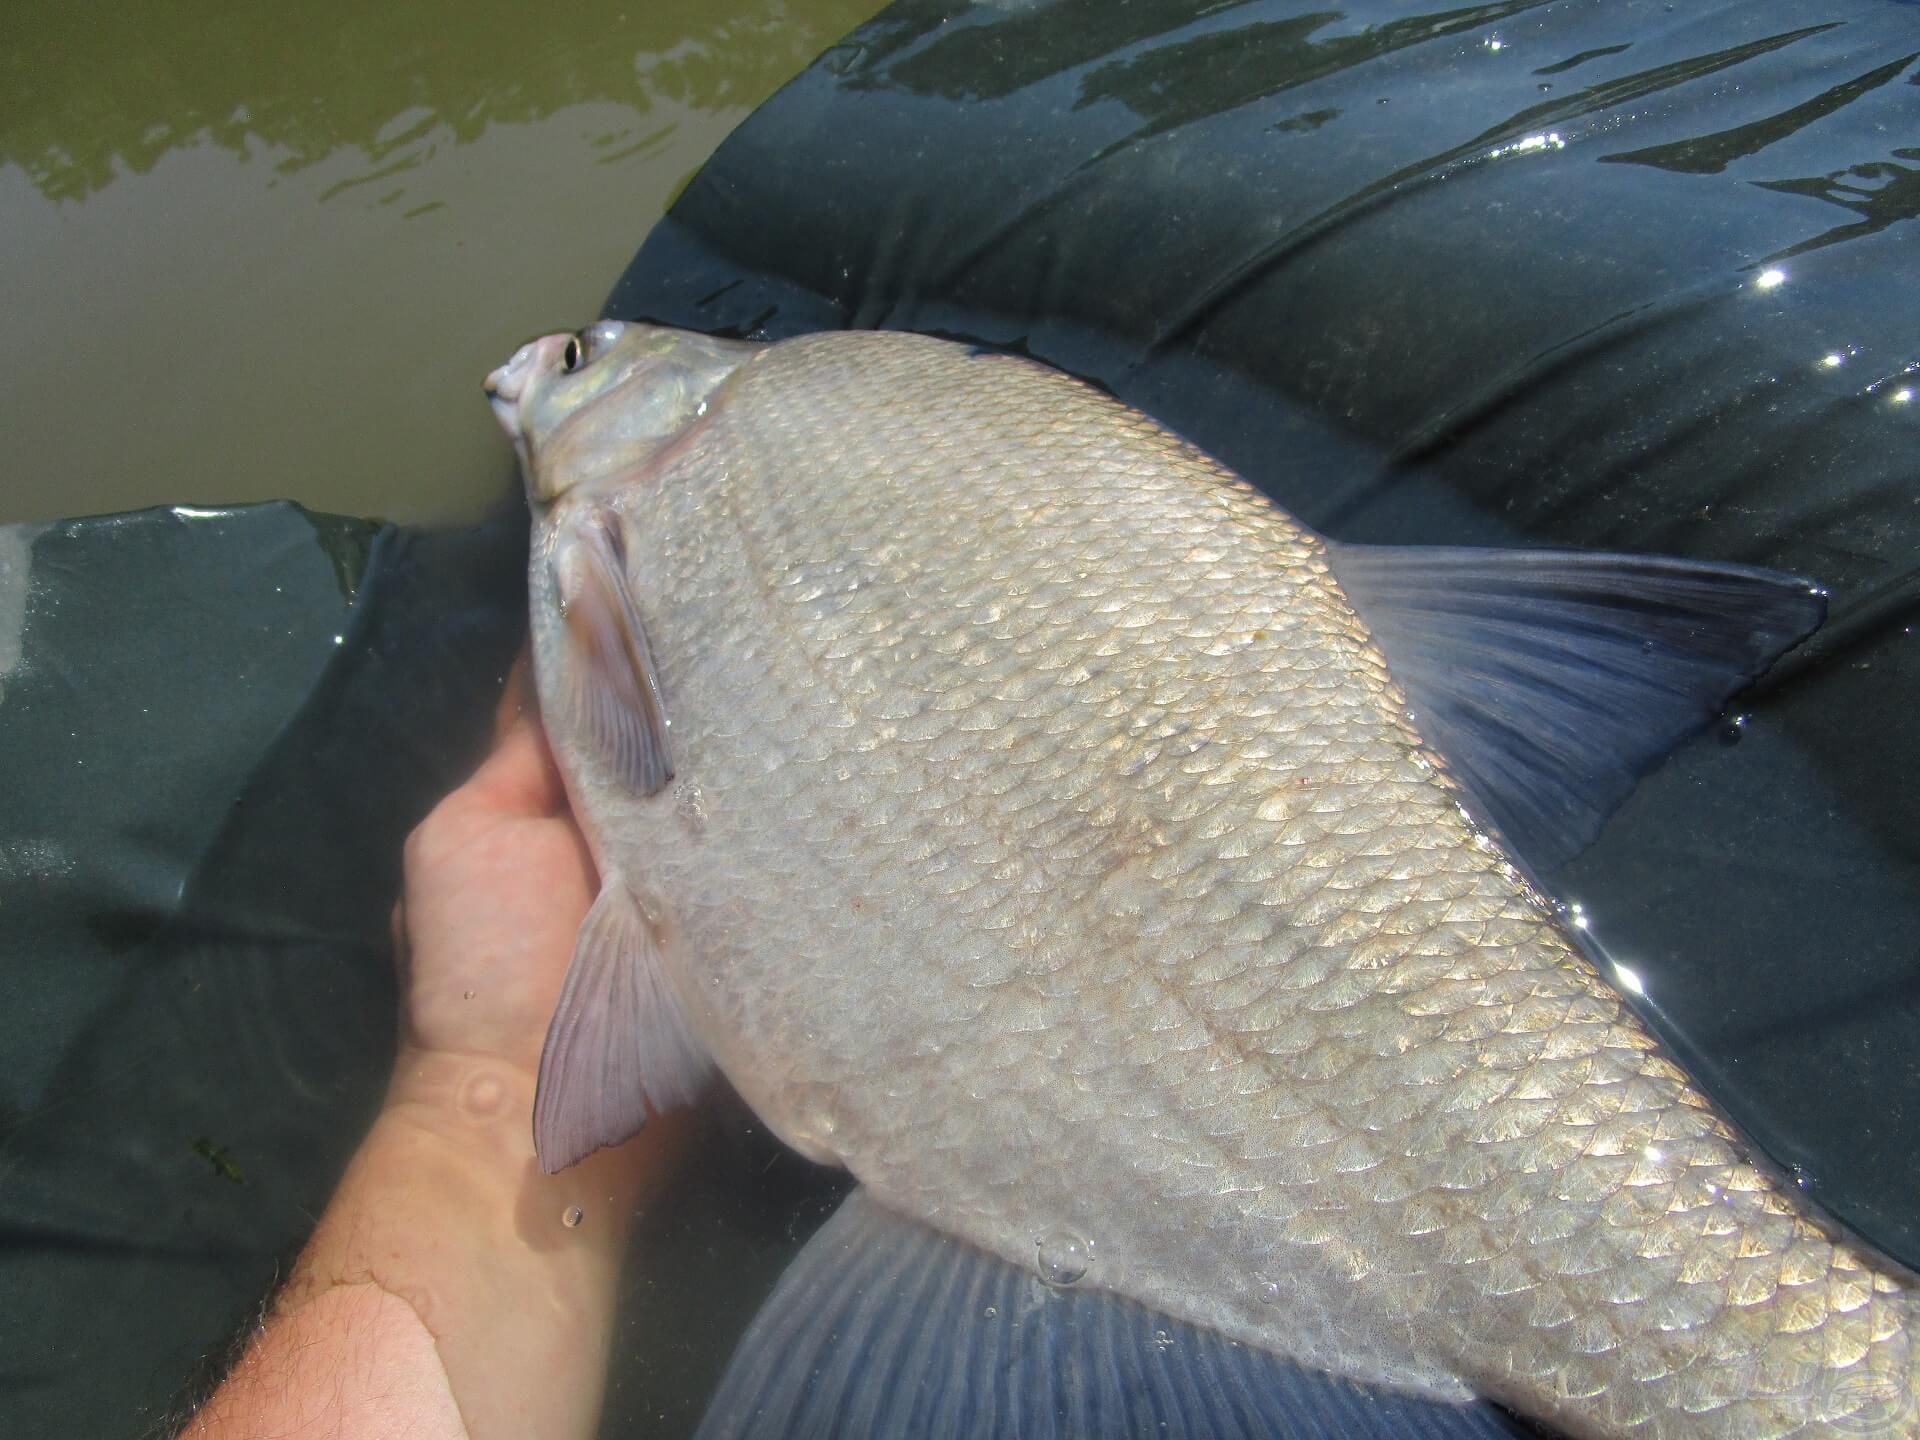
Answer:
486;388;520;439
484;340;542;438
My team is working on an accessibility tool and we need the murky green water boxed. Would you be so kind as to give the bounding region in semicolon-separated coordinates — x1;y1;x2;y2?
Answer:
0;0;880;525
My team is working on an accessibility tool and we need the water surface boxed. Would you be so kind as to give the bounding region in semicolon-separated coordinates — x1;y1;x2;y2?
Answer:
0;0;881;524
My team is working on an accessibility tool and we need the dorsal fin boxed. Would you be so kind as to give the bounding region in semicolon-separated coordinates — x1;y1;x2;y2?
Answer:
1329;543;1825;869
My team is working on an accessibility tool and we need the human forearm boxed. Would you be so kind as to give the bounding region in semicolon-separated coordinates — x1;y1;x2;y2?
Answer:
185;1279;468;1440
186;1050;679;1440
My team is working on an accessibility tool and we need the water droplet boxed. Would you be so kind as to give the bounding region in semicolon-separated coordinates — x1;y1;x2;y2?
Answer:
1153;1328;1173;1352
821;43;864;77
1258;1279;1282;1306
1536;82;1552;93
562;1205;585;1228
983;1305;998;1320
674;781;708;836
1719;713;1750;747
462;989;476;1000
1036;1227;1093;1286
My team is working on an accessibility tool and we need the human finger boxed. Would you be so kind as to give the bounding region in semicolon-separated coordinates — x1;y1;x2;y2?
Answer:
389;897;412;990
459;714;566;819
492;647;538;742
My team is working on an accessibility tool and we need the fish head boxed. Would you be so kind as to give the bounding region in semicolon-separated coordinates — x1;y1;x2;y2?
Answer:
484;320;757;504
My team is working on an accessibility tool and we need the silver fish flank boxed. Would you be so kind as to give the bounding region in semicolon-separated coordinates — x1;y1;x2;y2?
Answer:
486;320;1900;1439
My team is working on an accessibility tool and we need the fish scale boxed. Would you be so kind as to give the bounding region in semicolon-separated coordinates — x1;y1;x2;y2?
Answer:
503;325;1905;1437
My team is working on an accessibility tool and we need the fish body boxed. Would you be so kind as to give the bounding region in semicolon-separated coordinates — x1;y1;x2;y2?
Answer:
487;321;1908;1438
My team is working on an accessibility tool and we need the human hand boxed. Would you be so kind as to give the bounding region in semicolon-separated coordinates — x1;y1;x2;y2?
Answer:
392;672;591;1081
191;665;683;1440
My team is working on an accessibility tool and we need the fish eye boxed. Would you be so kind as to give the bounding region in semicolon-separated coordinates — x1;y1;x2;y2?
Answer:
562;337;582;373
584;320;625;354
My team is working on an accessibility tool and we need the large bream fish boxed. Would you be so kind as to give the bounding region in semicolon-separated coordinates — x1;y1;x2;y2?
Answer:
485;321;1907;1439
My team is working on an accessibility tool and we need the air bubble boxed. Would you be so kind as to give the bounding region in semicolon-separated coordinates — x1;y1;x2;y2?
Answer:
674;781;708;835
983;1305;998;1319
1036;1227;1093;1287
1258;1279;1282;1306
562;1205;585;1228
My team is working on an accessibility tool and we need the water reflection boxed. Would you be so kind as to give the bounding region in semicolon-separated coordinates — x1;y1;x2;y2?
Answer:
1486;22;1839;146
835;0;1269;103
0;0;880;526
1070;2;1559;151
1600;45;1914;175
0;0;863;204
1756;150;1920;262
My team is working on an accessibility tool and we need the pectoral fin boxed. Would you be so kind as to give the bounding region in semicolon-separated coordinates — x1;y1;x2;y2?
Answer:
696;1189;1535;1440
556;510;674;796
533;877;711;1172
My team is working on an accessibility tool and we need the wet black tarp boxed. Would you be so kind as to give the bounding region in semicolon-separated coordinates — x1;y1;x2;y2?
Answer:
615;0;1920;1254
0;509;517;1431
2;3;1916;1437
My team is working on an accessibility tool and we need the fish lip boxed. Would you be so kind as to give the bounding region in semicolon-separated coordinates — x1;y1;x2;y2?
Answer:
485;336;558;440
484;339;545;406
487;389;522;439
